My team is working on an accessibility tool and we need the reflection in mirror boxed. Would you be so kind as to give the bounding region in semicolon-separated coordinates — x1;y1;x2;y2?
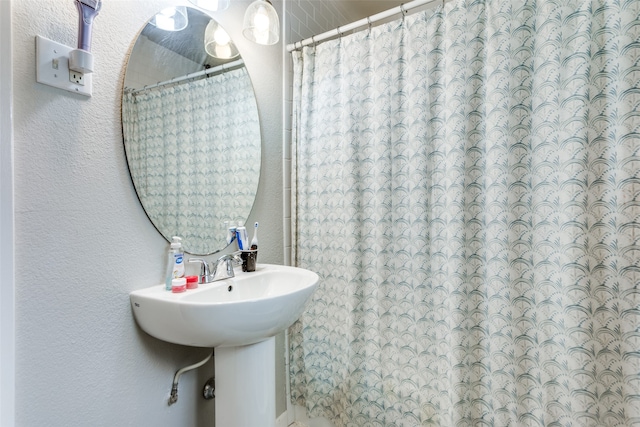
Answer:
122;8;261;255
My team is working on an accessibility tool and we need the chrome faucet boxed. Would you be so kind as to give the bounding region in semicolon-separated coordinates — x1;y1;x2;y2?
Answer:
188;258;209;284
189;253;240;284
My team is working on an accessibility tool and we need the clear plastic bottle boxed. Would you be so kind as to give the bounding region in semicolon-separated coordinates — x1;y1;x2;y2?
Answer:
165;236;185;291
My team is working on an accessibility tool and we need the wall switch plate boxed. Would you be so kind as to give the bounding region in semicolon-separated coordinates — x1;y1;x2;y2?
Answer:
36;35;92;97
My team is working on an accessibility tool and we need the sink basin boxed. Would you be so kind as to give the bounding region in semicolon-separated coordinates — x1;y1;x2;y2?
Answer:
130;264;319;347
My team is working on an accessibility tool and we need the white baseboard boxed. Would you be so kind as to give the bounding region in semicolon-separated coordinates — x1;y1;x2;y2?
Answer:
293;405;307;421
289;405;335;427
276;410;289;427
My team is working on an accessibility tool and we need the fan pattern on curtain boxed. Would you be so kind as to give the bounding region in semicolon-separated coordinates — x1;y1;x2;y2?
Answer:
289;0;640;425
122;68;260;254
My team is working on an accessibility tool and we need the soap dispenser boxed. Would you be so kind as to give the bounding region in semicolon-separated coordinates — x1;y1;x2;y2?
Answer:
165;236;185;291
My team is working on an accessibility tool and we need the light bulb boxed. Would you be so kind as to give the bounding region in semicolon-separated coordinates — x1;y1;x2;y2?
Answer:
214;27;231;46
215;44;231;58
253;6;270;31
189;0;229;12
204;19;239;58
151;7;188;32
155;14;172;30
242;0;279;45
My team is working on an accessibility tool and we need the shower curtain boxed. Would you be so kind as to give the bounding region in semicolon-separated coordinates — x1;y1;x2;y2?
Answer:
289;0;640;425
122;68;260;254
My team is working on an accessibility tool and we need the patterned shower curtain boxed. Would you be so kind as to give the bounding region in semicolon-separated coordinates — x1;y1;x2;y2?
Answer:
289;0;640;425
122;68;260;255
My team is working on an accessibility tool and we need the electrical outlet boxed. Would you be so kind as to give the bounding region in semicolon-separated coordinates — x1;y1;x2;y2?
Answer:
69;70;84;85
35;35;92;97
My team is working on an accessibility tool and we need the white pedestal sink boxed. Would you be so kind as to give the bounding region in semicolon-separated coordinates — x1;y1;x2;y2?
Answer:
130;264;319;427
215;338;275;426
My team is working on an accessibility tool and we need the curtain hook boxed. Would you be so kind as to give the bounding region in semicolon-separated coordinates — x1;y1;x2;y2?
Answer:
367;16;372;32
400;3;407;21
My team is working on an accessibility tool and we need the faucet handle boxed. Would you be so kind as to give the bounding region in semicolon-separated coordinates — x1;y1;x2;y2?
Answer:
227;254;237;277
231;252;242;266
225;257;235;277
215;254;237;278
188;258;209;284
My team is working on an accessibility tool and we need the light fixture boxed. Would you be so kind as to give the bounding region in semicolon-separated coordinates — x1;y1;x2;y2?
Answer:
188;0;229;12
242;0;279;45
204;20;239;59
150;6;189;32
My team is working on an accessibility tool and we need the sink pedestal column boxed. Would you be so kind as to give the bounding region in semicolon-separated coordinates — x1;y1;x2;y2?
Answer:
215;337;275;427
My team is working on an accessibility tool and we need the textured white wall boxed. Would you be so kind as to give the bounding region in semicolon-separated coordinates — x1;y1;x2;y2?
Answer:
12;0;283;425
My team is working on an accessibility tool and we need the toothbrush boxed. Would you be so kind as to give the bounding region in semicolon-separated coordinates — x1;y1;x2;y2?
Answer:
250;222;259;250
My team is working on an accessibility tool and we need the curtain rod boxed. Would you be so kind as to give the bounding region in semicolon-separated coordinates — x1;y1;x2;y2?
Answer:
286;0;442;52
126;58;245;95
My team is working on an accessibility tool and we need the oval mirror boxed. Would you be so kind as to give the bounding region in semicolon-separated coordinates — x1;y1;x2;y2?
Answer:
122;7;261;255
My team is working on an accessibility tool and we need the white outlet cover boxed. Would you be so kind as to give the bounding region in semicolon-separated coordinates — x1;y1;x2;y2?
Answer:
36;35;92;97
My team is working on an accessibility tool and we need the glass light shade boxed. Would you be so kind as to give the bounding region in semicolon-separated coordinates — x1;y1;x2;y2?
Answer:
242;0;279;45
188;0;229;12
150;6;188;32
204;20;239;59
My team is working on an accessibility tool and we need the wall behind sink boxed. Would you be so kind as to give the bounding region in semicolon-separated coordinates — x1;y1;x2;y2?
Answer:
11;0;282;425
